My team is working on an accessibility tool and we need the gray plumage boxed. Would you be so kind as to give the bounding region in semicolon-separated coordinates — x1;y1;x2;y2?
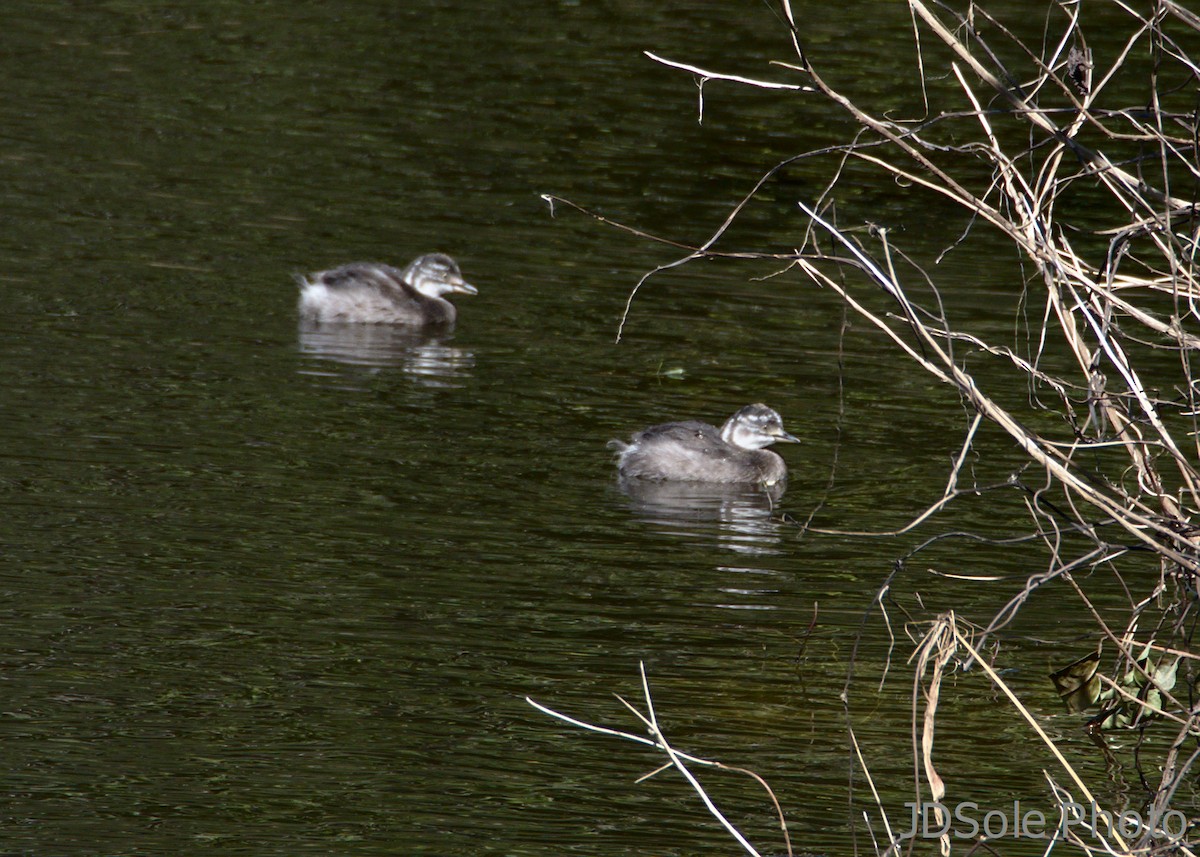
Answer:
610;404;800;485
297;253;476;325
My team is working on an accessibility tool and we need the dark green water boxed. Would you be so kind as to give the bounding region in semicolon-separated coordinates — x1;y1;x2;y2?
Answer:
0;2;1188;855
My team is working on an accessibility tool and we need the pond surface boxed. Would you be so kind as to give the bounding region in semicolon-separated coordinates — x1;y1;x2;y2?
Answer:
0;2;1186;855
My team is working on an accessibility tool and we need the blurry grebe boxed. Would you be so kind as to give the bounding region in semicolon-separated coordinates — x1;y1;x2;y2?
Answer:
610;404;800;485
297;253;476;325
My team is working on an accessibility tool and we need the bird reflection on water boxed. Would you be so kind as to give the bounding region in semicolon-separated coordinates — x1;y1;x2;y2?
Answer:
614;477;788;557
296;325;474;389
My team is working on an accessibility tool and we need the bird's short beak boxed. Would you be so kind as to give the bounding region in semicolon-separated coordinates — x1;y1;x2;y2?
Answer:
452;280;478;296
774;429;802;444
